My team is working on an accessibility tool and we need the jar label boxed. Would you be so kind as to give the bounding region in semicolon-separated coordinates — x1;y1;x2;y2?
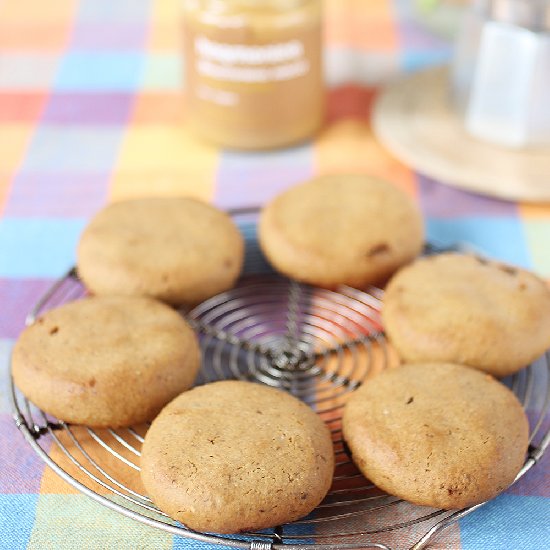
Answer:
182;7;323;149
194;36;310;88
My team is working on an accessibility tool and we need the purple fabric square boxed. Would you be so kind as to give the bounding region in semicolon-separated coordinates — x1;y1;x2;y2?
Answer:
0;415;50;494
70;23;148;50
508;411;550;498
508;448;549;498
0;279;55;339
5;173;108;218
42;93;133;125
215;145;314;210
398;19;449;50
418;174;518;218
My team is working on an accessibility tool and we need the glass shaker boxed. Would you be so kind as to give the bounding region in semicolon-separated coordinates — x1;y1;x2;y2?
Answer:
452;0;550;148
182;0;324;150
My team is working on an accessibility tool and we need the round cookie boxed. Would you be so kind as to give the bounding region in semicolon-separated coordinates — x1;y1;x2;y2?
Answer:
343;362;529;509
258;174;424;288
382;253;550;376
140;380;334;533
77;197;244;305
12;296;200;427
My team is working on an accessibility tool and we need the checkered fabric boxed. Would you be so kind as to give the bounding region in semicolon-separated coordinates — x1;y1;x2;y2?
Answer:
1;1;549;549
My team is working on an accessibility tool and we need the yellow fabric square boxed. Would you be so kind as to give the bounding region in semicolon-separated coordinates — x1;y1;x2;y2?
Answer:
151;0;181;21
0;125;34;171
148;22;182;51
111;126;218;201
148;0;181;50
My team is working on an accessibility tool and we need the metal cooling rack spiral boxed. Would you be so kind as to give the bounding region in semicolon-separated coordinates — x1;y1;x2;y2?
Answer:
9;227;550;550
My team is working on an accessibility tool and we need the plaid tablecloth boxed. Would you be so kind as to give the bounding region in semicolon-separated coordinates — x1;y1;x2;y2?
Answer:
1;1;549;549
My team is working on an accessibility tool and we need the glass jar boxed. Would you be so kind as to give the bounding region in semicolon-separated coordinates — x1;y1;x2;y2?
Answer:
182;0;324;150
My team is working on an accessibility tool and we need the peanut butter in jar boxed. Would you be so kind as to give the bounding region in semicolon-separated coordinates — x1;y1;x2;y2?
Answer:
182;0;324;150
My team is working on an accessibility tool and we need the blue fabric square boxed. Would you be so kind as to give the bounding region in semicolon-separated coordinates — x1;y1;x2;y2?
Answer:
0;494;39;549
76;0;152;22
401;50;451;72
55;52;144;91
239;222;274;275
19;127;123;172
426;217;531;268
460;494;550;550
0;218;85;278
172;534;228;549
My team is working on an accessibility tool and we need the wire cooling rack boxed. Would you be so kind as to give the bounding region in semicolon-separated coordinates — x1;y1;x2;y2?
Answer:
9;211;550;550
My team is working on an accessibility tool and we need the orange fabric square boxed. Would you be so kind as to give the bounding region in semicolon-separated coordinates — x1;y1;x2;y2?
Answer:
314;119;418;198
131;93;187;125
40;425;148;496
327;85;377;123
0;0;76;23
325;0;397;50
519;202;550;219
0;23;71;50
0;93;47;122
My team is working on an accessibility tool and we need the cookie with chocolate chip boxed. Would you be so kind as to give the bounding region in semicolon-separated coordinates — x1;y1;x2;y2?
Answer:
12;296;200;427
343;362;529;509
383;253;550;376
258;175;424;288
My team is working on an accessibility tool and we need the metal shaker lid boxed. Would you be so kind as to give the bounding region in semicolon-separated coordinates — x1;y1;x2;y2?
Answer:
486;0;550;31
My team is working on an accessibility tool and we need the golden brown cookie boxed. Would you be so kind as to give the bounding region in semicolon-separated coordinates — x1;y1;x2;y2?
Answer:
382;253;550;376
258;174;424;288
77;197;244;305
140;380;334;533
12;296;200;427
343;362;529;509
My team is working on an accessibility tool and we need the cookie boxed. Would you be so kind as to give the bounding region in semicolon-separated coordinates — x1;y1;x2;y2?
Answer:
382;253;550;376
140;380;334;533
258;174;424;288
12;296;200;427
77;197;244;305
343;362;529;509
